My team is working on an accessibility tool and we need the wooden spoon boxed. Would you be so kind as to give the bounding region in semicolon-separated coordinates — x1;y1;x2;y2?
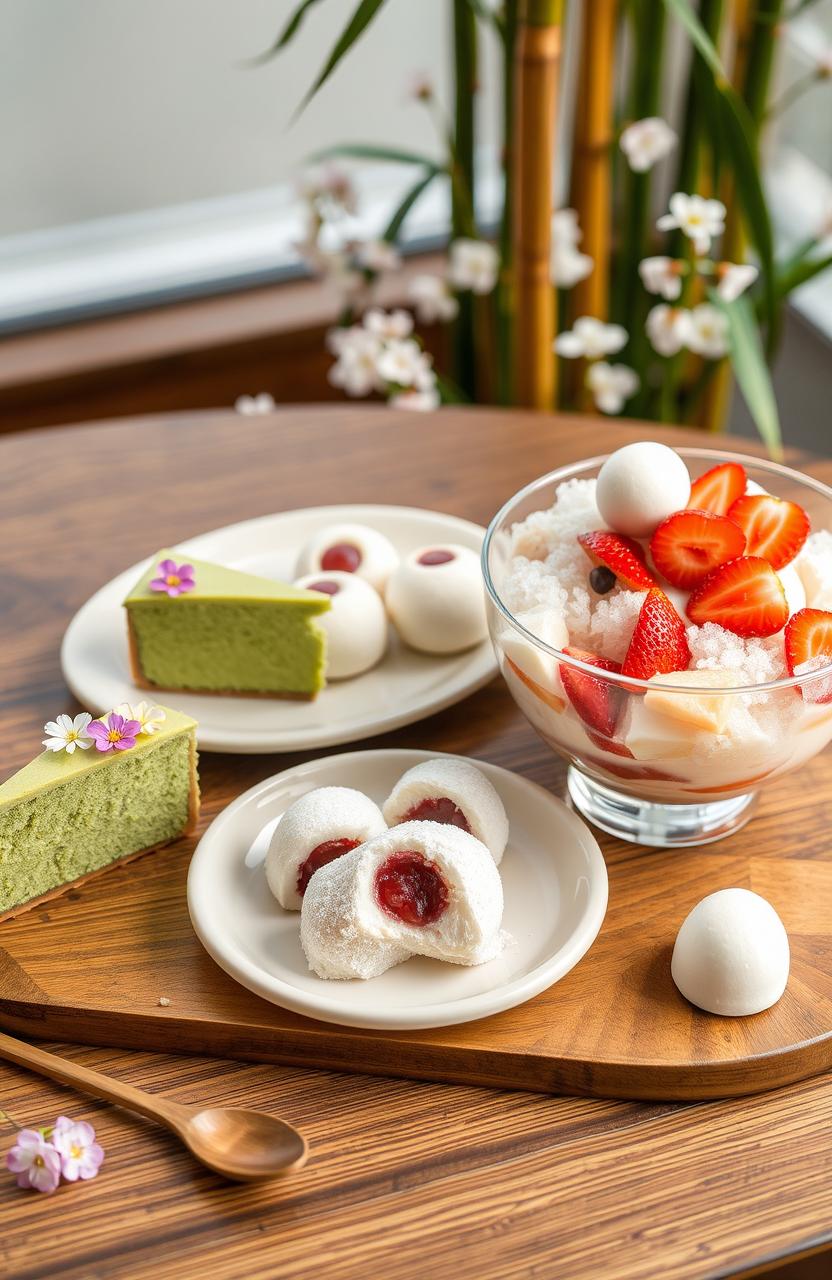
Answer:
0;1030;308;1181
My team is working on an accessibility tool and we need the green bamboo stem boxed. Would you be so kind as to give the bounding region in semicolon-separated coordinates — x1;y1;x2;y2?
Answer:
497;0;518;404
672;0;724;233
452;0;478;400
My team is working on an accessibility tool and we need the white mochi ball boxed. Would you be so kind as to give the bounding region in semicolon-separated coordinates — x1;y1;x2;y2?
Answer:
671;888;790;1016
596;442;691;538
295;523;399;594
386;544;487;654
295;571;388;679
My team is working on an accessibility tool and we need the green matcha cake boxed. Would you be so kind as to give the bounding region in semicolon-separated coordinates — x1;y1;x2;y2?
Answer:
123;550;330;698
0;704;199;921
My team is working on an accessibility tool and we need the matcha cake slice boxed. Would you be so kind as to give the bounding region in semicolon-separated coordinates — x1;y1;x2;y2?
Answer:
123;549;330;698
0;705;199;921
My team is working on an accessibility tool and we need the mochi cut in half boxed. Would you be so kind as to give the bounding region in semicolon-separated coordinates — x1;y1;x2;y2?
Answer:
382;758;509;864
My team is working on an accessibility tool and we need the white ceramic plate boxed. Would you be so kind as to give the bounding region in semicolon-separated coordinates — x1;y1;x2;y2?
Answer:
187;749;608;1030
60;505;497;754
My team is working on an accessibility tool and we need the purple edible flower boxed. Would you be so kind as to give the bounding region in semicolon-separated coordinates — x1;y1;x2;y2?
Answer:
149;559;195;597
6;1130;62;1194
87;712;141;753
52;1116;105;1182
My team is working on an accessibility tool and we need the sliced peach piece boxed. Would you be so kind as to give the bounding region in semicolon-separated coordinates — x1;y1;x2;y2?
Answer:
644;668;736;734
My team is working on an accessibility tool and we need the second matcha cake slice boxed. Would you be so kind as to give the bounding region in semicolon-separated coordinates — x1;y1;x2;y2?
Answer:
124;549;330;697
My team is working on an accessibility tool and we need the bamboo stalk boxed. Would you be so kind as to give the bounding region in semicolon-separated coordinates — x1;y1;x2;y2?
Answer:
569;0;617;321
511;0;564;411
452;0;478;401
497;0;519;404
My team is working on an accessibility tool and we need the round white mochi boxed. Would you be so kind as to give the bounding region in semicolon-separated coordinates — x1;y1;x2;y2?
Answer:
382;757;509;865
295;523;399;594
295;571;388;679
386;544;487;654
300;820;504;979
671;888;790;1016
597;442;691;538
265;786;387;912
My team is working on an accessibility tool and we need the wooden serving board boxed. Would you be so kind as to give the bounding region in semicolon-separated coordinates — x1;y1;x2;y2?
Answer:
2;727;831;1102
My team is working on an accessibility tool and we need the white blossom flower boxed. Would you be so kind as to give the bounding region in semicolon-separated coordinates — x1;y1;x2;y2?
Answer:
448;239;499;294
113;701;166;735
328;327;383;397
586;362;640;414
235;393;275;415
657;193;726;255
551;209;593;287
686;303;730;359
620;117;678;173
376;338;432;388
355;239;401;274
408;274;460;323
638;256;687;300
714;262;759;302
363;308;414;340
42;712;94;754
554;316;628;359
645;305;693;357
390;386;441;411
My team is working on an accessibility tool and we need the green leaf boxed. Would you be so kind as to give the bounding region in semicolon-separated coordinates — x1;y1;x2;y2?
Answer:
775;252;832;300
435;372;470;404
713;292;782;459
383;169;440;242
296;0;389;116
466;0;505;38
661;0;727;81
310;142;444;171
246;0;327;65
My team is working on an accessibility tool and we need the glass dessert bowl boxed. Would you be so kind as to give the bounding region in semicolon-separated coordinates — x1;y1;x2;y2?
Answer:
483;445;832;847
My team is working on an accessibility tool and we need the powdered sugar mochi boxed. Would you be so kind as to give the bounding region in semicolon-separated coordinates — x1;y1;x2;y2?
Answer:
382;758;509;864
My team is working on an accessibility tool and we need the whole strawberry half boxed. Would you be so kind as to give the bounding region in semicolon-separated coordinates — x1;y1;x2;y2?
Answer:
687;462;747;516
726;494;810;570
577;530;656;591
784;607;832;703
621;589;691;679
650;509;746;589
559;646;624;738
686;556;788;638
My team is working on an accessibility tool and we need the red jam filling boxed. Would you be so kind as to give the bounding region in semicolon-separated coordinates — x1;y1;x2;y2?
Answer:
321;543;362;573
402;795;471;833
418;549;455;566
307;579;340;596
374;851;449;926
296;837;360;896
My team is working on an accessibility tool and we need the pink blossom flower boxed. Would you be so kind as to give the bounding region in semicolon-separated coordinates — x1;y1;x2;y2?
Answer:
6;1129;62;1193
52;1117;105;1182
149;558;196;597
87;712;140;753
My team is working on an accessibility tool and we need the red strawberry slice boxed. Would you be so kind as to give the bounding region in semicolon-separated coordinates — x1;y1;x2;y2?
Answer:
586;730;634;758
784;608;832;703
726;494;810;569
621;589;691;679
577;530;656;591
650;509;746;589
687;462;747;516
559;646;623;738
686;556;788;637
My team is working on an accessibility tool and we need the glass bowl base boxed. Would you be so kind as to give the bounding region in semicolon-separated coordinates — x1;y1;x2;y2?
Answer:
567;767;759;848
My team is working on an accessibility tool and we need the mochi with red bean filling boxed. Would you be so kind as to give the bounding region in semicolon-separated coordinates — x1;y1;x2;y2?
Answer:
295;523;399;595
382;757;508;865
265;786;387;911
385;543;487;654
295;571;388;679
299;821;504;979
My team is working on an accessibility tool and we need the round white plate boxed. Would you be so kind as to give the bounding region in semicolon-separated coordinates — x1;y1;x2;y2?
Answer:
187;749;608;1030
60;505;497;753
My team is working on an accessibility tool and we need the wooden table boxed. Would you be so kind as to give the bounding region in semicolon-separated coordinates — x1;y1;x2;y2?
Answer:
1;406;830;1280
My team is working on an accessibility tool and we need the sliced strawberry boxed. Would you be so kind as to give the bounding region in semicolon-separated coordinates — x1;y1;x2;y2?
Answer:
621;589;691;679
784;608;832;703
577;530;656;591
559;646;623;738
586;730;634;758
687;462;747;516
726;494;810;569
686;556;788;637
650;509;746;589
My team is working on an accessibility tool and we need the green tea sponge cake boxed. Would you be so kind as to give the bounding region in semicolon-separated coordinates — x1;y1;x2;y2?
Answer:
123;550;330;698
0;704;199;921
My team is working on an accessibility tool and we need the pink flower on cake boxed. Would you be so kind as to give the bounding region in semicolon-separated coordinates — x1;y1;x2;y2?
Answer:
87;712;140;753
150;559;196;597
52;1117;104;1182
42;711;94;754
6;1130;62;1193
